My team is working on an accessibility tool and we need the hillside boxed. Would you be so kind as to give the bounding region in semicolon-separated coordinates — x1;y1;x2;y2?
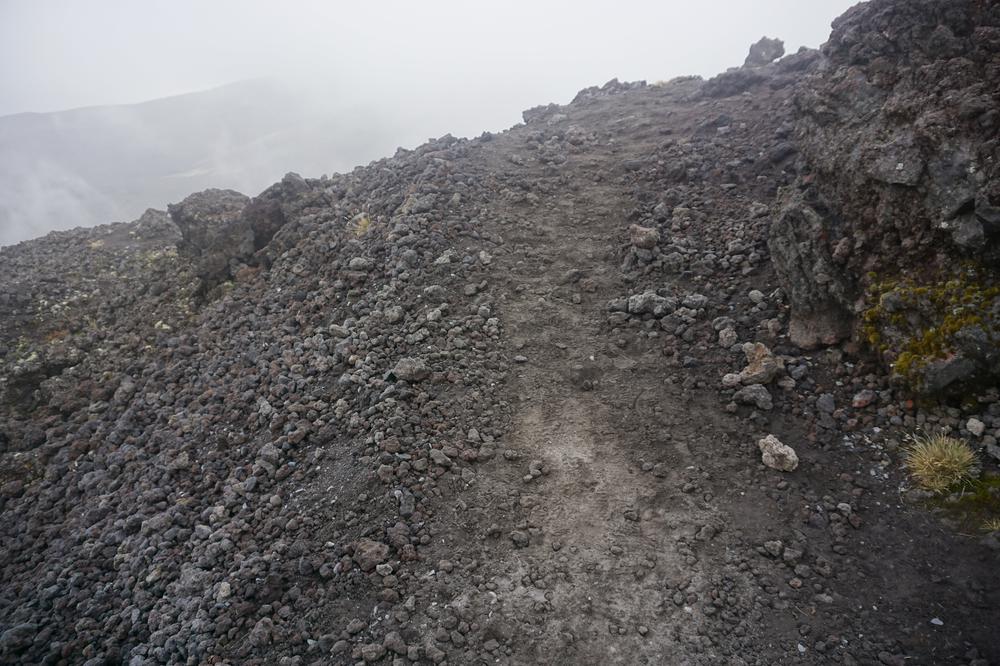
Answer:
1;1;998;664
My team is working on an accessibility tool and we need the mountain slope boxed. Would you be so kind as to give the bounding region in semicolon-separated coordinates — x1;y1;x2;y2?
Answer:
1;1;998;664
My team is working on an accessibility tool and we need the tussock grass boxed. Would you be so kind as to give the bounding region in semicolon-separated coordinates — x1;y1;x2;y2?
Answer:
350;212;371;237
983;517;1000;533
903;433;977;494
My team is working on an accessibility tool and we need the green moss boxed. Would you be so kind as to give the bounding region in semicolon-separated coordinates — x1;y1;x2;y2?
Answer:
860;265;1000;391
925;475;1000;534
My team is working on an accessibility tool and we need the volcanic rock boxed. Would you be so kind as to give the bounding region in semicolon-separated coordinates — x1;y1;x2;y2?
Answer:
757;435;799;471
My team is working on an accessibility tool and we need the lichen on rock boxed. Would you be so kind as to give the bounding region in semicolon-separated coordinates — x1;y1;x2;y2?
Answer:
861;266;1000;394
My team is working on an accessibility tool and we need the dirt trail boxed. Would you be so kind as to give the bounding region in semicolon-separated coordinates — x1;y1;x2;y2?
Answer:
449;126;724;663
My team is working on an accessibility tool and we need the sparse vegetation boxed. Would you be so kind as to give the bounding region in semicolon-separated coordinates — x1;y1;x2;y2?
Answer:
983;516;1000;533
903;433;977;493
860;265;1000;391
350;212;371;237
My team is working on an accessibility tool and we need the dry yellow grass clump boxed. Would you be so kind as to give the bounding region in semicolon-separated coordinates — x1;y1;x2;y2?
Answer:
350;212;371;237
903;434;977;494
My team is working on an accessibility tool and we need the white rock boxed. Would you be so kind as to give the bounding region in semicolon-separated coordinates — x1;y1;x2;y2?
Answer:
758;434;799;472
966;418;986;437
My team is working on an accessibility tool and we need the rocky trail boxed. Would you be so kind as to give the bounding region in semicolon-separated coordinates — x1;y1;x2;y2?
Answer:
2;1;1000;665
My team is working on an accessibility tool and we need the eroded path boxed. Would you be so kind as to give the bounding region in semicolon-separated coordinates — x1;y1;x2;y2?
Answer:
488;181;715;663
408;88;748;665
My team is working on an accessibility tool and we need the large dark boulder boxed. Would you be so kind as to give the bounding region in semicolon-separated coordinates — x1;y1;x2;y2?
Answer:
768;193;853;349
167;172;310;294
168;188;251;290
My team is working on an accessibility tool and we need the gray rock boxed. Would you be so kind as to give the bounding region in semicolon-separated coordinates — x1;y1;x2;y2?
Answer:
719;328;739;348
852;389;877;408
682;293;708;309
384;305;404;323
627;291;673;316
0;623;36;652
391;357;430;382
429;449;452;467
951;214;985;249
733;384;773;410
816;393;836;414
920;355;981;395
361;643;387;662
768;197;853;349
249;617;274;647
348;257;372;271
721;373;742;389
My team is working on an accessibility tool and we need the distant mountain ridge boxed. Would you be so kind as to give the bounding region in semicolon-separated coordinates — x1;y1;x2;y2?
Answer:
0;79;421;245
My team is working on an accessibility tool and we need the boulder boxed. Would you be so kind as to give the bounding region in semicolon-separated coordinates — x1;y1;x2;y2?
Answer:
169;189;251;290
169;174;306;295
786;0;1000;389
768;196;853;349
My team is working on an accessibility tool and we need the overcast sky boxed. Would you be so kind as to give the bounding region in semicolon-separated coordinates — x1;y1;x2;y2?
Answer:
2;0;858;124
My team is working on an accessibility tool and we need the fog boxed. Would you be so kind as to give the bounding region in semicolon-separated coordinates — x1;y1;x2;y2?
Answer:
0;0;858;245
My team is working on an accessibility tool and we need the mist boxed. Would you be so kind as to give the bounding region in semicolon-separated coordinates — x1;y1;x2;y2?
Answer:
0;0;858;246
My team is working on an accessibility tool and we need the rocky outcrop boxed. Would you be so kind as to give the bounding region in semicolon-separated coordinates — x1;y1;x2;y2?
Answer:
168;173;310;294
744;36;785;67
768;192;853;348
169;188;251;291
772;0;1000;393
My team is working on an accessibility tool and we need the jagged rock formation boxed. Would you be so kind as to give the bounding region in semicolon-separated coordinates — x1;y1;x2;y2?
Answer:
744;36;785;67
768;194;854;348
1;2;999;665
774;0;1000;392
168;173;316;296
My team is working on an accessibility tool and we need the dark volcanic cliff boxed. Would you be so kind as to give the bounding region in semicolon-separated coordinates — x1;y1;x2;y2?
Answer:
773;0;1000;394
